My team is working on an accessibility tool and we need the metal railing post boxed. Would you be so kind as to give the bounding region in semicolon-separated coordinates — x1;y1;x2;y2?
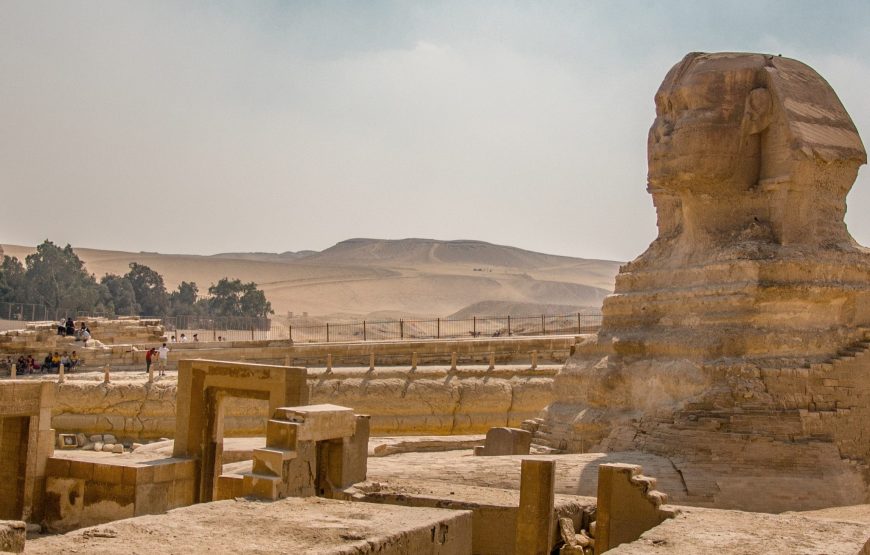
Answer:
326;323;330;343
400;319;404;340
541;314;546;335
363;321;367;341
508;315;512;336
437;317;440;339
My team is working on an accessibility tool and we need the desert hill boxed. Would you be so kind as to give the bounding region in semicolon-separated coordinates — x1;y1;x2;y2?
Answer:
1;239;621;318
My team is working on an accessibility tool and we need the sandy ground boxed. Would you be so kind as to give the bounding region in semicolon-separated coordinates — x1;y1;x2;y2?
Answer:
1;240;619;317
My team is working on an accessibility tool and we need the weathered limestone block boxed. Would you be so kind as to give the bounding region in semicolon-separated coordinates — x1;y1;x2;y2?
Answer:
274;404;356;441
321;414;370;490
0;520;25;553
594;463;676;555
477;427;531;456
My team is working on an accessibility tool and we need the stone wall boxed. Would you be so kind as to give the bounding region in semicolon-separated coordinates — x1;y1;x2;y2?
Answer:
0;317;164;354
50;366;556;440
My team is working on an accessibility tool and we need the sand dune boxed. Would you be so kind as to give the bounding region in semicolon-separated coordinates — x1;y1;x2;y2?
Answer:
1;239;621;318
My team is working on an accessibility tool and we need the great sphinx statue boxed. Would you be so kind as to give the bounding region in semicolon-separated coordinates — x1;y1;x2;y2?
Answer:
544;52;870;512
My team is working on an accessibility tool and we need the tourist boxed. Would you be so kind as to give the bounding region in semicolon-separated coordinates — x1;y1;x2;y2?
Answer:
145;347;155;374
51;352;60;370
192;334;199;342
69;351;79;369
180;333;188;342
65;318;75;336
171;335;177;343
56;320;66;336
43;353;52;373
80;327;91;343
157;343;170;376
27;355;39;372
60;352;71;369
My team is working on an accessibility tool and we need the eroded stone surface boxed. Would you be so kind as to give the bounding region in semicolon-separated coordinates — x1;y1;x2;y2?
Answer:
25;497;473;554
606;506;870;555
544;52;870;512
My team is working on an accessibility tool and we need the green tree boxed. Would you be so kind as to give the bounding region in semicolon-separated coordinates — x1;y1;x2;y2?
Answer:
24;240;106;314
125;263;169;316
207;278;273;318
0;256;26;303
169;281;207;316
100;274;139;316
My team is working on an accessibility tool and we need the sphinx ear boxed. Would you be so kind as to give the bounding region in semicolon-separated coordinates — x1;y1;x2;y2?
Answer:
744;87;772;134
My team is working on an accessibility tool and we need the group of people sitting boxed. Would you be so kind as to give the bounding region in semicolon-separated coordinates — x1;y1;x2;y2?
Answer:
1;351;81;375
169;333;199;343
56;318;92;342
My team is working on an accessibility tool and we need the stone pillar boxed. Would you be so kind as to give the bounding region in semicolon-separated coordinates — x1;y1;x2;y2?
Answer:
530;350;538;370
368;353;375;371
488;352;495;370
103;365;110;384
148;365;154;383
9;364;15;378
515;459;555;555
450;352;457;371
411;352;418;370
326;354;333;372
57;364;65;383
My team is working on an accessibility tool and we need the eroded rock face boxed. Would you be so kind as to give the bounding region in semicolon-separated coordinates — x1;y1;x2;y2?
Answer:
545;53;870;511
605;52;869;361
50;368;555;440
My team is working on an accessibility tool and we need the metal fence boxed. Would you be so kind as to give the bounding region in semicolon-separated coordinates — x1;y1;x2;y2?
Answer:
1;302;602;343
0;302;111;323
285;312;601;343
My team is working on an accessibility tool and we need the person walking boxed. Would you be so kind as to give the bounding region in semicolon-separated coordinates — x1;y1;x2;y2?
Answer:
157;343;170;376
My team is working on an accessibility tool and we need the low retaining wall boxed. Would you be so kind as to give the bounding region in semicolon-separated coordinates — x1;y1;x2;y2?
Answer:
50;366;557;440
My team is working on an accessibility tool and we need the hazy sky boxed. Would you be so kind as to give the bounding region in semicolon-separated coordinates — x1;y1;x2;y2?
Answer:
2;1;869;262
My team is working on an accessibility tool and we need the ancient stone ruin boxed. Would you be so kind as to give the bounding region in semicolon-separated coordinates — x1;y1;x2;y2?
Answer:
543;52;870;512
2;51;870;554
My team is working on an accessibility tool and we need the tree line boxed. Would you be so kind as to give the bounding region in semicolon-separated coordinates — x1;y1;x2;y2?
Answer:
0;240;273;319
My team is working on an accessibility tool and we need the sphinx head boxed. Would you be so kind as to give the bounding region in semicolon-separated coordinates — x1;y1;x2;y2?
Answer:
645;52;866;253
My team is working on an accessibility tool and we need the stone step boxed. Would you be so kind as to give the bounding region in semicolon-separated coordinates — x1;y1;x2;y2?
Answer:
252;447;296;477
215;473;246;501
242;472;284;500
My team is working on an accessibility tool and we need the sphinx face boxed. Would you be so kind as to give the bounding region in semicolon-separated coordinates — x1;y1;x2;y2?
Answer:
648;59;762;192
